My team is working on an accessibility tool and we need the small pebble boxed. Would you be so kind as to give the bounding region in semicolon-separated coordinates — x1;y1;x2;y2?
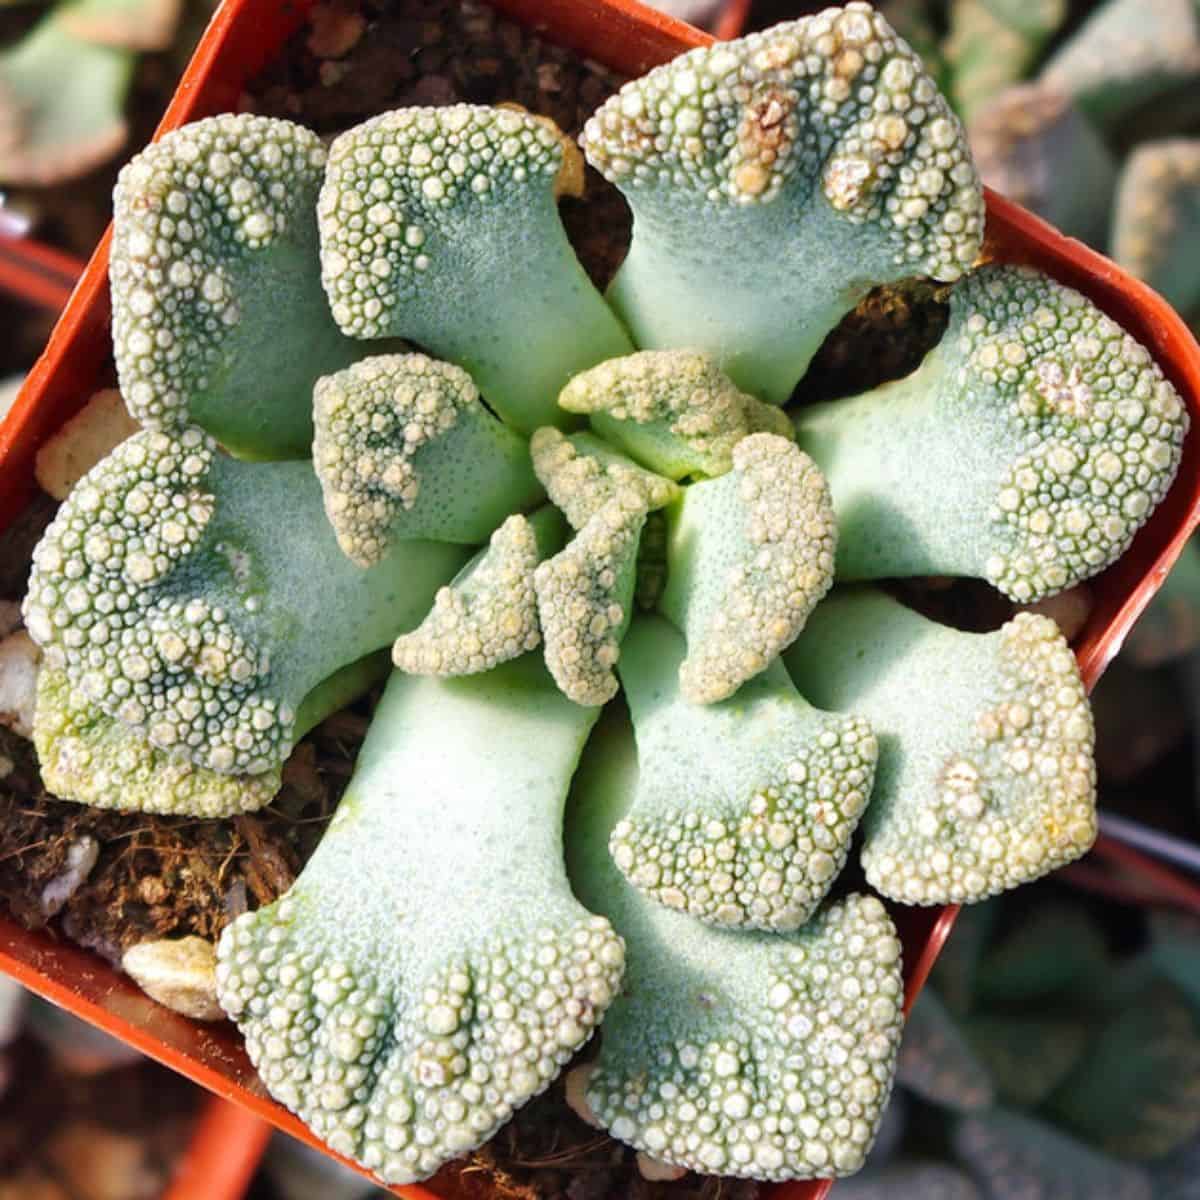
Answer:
122;936;224;1022
40;836;99;918
563;1062;603;1129
0;630;39;738
34;389;138;501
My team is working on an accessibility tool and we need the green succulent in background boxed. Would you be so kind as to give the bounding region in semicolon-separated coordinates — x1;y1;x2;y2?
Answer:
844;888;1200;1197
0;0;183;185
1111;138;1200;326
945;0;1067;122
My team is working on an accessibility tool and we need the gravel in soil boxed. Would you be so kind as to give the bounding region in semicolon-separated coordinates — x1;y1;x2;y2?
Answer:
0;2;1007;1197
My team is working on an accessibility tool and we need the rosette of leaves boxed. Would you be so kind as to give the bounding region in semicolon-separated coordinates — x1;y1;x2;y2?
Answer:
14;2;1192;1191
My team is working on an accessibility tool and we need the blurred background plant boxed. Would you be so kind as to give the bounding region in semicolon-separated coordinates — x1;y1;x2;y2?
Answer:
0;0;215;252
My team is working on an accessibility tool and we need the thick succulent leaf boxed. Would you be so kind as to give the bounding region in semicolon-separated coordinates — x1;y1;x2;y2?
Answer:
968;83;1116;247
0;16;132;186
1111;139;1200;321
1041;0;1200;130
946;0;1065;122
786;593;1097;905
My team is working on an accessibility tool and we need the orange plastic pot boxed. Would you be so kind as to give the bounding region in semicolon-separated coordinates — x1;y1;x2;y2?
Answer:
164;1096;272;1200
0;2;1198;1198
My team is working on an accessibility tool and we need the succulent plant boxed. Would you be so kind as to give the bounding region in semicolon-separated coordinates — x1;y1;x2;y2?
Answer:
217;655;624;1183
569;712;905;1181
1040;0;1200;132
581;8;985;402
790;264;1187;603
13;2;1192;1190
22;426;468;812
845;893;1200;1196
945;0;1067;122
968;82;1116;245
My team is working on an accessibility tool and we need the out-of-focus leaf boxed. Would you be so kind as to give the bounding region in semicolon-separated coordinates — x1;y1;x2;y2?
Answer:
897;990;994;1112
1040;0;1200;133
963;1012;1087;1108
58;0;184;52
0;13;133;186
969;82;1116;246
945;0;1066;121
1111;145;1200;337
953;1108;1153;1200
974;905;1108;1006
1047;970;1200;1160
1152;1133;1200;1200
832;1162;982;1200
1127;538;1200;664
1148;912;1200;1019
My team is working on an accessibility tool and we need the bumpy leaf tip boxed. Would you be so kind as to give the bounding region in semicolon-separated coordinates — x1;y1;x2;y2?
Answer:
535;491;645;706
111;114;329;437
319;104;565;340
530;427;678;530
313;352;536;566
558;350;792;480
583;4;982;280
956;266;1187;601
663;434;837;704
392;514;541;676
23;428;290;777
866;613;1097;903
